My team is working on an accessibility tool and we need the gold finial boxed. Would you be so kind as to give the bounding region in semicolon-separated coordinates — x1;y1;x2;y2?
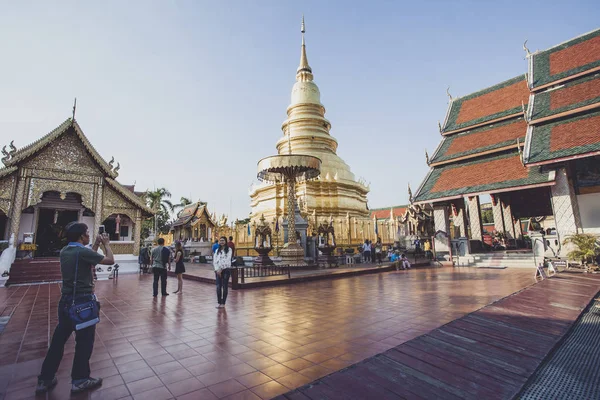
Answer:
297;15;312;78
446;87;453;101
425;150;430;165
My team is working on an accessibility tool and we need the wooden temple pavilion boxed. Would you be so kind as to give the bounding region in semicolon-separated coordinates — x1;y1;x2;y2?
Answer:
414;28;600;259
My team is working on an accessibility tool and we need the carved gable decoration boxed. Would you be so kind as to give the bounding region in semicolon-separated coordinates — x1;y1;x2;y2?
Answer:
0;173;16;214
197;206;216;228
23;130;104;177
27;177;95;210
102;185;138;221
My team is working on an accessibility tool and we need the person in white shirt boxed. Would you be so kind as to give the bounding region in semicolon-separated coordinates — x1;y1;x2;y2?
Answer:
213;236;233;308
362;240;372;263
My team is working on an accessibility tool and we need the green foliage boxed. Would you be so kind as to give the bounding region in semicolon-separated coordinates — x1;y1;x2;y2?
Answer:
141;188;173;214
481;209;494;224
563;234;600;265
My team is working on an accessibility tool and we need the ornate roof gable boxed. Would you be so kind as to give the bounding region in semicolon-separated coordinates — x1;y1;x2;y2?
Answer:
104;178;154;216
442;75;529;134
3;118;118;178
530;28;600;90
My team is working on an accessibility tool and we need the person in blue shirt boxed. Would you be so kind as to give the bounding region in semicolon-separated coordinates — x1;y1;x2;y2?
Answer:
211;239;219;254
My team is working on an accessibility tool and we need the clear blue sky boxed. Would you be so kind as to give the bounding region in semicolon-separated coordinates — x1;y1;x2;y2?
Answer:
0;1;598;220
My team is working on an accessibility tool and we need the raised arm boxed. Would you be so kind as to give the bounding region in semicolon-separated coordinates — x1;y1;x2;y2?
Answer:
98;234;115;265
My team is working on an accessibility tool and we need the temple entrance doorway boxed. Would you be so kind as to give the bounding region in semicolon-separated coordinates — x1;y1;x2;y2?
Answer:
24;191;95;257
35;209;78;256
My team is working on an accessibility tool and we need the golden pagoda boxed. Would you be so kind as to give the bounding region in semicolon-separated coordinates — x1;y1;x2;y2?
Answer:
250;17;369;222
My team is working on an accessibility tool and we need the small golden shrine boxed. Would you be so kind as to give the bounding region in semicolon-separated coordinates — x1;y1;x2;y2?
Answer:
171;202;217;242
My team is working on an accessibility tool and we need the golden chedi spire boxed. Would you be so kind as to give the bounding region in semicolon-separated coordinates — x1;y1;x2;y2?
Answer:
250;16;369;222
297;15;313;81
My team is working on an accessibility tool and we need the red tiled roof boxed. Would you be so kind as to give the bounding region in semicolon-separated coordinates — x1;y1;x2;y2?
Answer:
431;155;529;193
550;114;600;151
551;77;600;110
370;207;407;220
549;35;600;75
455;80;529;125
445;119;526;156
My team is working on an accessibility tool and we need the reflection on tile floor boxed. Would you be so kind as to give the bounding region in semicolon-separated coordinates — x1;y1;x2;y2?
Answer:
0;267;534;399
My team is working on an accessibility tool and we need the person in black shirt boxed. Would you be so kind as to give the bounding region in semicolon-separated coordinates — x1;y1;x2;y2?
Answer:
36;222;114;395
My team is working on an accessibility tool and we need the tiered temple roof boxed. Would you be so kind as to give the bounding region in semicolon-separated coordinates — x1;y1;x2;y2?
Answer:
524;28;600;166
370;206;408;221
415;28;600;204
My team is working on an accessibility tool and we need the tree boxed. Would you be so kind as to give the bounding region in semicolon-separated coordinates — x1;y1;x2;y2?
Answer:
481;209;494;224
563;234;600;266
142;188;173;235
172;196;192;214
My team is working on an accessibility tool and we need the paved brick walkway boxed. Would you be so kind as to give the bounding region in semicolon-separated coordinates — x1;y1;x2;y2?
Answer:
0;267;534;400
278;273;600;400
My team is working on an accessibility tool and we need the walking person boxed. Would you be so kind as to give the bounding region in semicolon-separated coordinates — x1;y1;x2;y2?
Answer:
213;236;233;309
173;242;185;294
36;223;114;395
151;238;171;297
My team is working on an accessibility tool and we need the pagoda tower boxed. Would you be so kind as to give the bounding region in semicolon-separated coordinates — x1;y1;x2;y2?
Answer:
250;18;369;222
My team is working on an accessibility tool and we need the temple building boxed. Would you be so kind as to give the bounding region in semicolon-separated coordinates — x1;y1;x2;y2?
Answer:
170;201;217;241
0;117;153;260
413;28;600;259
250;19;370;224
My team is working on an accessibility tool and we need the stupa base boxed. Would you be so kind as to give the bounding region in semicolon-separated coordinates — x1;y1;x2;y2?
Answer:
279;243;307;267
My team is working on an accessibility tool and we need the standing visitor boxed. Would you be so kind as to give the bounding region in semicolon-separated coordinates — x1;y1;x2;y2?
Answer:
138;244;150;273
213;236;233;308
211;239;219;254
151;238;171;297
227;236;236;255
374;238;383;264
363;240;371;263
414;237;422;255
173;242;185;294
36;223;114;395
424;239;432;260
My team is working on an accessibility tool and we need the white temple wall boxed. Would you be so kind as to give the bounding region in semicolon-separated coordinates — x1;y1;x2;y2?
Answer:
18;214;35;241
578;192;600;234
82;216;96;241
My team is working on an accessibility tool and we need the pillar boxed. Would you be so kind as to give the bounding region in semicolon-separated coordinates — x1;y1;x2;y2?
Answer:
501;199;516;240
9;176;27;240
513;216;522;239
551;167;582;254
93;181;104;244
467;196;483;241
491;194;505;234
133;211;141;256
433;204;450;254
455;201;468;238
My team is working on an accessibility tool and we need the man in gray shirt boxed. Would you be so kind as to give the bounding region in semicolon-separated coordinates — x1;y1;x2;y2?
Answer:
151;237;171;297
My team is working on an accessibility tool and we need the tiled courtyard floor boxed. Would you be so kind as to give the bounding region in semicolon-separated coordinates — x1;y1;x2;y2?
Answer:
0;267;535;400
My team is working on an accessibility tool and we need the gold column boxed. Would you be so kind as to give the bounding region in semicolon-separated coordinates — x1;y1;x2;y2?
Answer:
94;180;104;243
9;174;27;239
133;210;141;256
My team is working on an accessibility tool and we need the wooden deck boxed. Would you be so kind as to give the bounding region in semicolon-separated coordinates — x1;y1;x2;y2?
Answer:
278;273;600;400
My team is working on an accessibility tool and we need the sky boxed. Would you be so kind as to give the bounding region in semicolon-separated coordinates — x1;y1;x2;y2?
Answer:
0;1;598;220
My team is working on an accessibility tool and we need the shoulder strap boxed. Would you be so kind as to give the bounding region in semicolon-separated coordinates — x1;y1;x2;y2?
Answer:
72;248;80;305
